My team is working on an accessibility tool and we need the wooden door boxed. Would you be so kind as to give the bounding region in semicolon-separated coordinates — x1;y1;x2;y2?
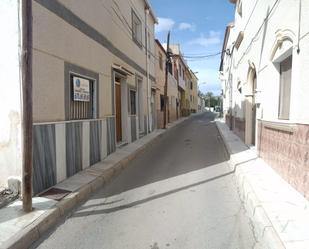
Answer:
115;83;122;142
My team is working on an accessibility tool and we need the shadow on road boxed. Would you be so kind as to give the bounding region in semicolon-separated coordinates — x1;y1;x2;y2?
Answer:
80;113;237;205
72;167;236;217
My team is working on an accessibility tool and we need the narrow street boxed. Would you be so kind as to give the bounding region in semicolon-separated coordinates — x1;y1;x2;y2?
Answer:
33;113;255;249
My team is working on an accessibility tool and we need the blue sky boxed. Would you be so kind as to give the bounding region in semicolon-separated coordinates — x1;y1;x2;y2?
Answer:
150;0;235;95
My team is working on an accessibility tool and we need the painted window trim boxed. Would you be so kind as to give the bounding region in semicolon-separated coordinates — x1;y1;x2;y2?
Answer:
131;8;143;49
270;29;296;61
129;88;137;115
64;62;99;121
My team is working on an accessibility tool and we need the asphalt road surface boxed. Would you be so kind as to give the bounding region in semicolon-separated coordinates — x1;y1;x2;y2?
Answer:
33;112;256;249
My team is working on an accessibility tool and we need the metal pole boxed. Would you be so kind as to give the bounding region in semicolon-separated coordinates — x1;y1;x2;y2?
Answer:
21;0;33;212
163;31;170;129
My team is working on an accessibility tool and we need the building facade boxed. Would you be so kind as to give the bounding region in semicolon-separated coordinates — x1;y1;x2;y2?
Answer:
189;70;199;113
154;40;178;128
0;0;157;195
220;0;309;198
168;45;188;117
198;94;205;113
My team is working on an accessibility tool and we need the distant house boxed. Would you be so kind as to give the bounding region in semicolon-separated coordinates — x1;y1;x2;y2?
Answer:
154;40;178;128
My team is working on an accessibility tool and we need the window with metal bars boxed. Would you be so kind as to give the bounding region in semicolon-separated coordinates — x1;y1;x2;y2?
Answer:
70;74;95;120
129;89;137;115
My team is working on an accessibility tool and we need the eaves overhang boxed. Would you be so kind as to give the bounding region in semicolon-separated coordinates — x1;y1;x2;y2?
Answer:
144;0;158;24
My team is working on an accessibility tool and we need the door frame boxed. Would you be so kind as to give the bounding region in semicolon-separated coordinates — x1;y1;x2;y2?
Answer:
245;66;257;146
113;71;129;145
136;76;144;135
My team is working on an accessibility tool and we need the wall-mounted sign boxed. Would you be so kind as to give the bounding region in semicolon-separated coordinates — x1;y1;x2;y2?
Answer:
73;76;90;102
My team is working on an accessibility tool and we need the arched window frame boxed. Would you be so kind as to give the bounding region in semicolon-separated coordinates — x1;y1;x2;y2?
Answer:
270;29;296;121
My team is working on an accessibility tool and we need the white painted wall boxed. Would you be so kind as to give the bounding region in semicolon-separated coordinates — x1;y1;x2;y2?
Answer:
0;1;22;187
221;0;309;125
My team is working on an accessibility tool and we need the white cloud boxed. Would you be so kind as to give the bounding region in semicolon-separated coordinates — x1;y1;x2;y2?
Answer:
190;67;222;95
189;31;221;47
178;22;196;31
156;17;175;33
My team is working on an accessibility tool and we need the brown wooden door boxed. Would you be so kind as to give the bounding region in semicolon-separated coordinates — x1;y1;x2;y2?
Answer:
115;83;122;142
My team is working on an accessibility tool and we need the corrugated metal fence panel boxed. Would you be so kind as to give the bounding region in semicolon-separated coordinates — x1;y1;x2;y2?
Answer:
90;120;101;165
33;124;56;195
66;122;83;177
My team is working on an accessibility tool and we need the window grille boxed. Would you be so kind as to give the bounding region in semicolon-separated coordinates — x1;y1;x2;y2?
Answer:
130;89;137;115
70;74;94;120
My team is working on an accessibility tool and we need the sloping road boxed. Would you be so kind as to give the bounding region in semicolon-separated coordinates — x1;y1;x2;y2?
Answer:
33;113;255;249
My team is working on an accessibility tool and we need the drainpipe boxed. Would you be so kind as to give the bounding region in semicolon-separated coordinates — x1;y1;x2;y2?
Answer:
145;8;150;133
20;0;33;212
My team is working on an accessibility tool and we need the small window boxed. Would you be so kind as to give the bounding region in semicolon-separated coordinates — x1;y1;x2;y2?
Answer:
160;94;165;111
190;81;193;90
179;65;182;77
183;69;185;80
168;62;173;75
132;10;142;47
174;62;177;78
129;89;136;115
278;56;292;120
190;95;192;102
159;53;163;70
70;75;94;120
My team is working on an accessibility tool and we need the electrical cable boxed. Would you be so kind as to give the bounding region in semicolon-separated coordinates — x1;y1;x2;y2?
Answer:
235;0;281;68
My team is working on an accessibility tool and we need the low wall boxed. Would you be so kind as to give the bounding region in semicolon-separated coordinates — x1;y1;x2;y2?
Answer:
32;117;116;195
258;121;309;199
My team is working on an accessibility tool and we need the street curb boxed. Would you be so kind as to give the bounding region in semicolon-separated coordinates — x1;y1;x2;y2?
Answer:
1;115;192;249
215;120;285;249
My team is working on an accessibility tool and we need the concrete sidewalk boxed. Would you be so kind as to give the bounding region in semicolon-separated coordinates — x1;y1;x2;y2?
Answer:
216;119;309;249
0;116;191;249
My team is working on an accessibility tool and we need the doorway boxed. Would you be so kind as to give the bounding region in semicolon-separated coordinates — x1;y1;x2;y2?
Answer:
137;78;144;135
245;68;257;146
115;77;122;143
151;90;156;131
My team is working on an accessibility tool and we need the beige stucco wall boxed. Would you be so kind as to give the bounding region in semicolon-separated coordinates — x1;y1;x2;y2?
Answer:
189;72;198;112
32;0;156;123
